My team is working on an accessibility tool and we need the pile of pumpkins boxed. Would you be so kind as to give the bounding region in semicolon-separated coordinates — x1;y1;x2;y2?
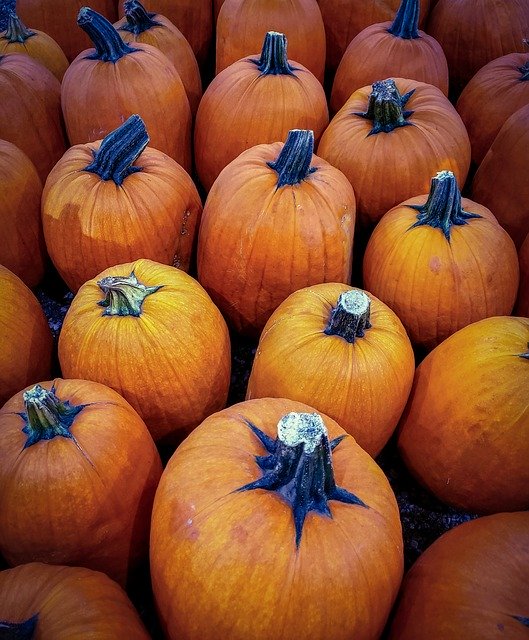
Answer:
0;0;528;637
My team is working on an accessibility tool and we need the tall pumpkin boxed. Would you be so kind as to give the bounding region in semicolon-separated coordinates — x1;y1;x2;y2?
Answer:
150;398;404;640
197;129;355;336
516;233;529;317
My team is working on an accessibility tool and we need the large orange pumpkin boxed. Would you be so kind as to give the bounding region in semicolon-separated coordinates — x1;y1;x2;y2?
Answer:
150;398;404;640
0;378;162;585
516;233;529;317
397;315;529;513
246;284;415;456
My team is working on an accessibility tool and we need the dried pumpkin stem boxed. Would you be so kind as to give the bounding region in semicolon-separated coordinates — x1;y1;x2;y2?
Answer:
518;60;529;81
84;114;149;186
387;0;420;39
324;290;372;343
97;271;162;317
0;613;39;639
77;6;136;62
267;129;316;187
355;78;415;135
120;0;161;35
3;11;36;43
253;31;295;76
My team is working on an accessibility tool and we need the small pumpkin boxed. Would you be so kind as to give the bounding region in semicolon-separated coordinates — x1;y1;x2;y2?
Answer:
516;233;529;317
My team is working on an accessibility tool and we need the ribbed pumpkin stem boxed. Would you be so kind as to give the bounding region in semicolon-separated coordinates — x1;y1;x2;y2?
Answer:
407;170;482;241
267;129;317;187
512;615;529;627
324;290;372;343
355;78;415;135
0;613;39;639
120;0;161;35
387;0;420;39
98;271;162;317
84;115;149;185
253;31;295;76
238;412;367;547
3;11;36;43
78;6;136;62
519;60;529;81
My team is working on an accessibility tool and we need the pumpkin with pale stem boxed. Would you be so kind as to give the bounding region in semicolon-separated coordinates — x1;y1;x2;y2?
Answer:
397;315;529;513
516;234;529;317
0;379;162;586
247;285;414;456
42;115;202;293
197;129;355;336
363;171;519;350
150;398;404;640
58;259;231;444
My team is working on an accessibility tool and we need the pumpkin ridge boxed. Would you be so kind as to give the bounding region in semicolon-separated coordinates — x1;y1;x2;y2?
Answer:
387;0;420;39
78;6;137;62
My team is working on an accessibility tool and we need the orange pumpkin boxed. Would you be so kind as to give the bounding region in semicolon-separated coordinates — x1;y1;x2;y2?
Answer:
61;7;192;172
363;171;519;350
0;265;53;408
0;378;162;585
58;259;231;444
150;398;404;640
42;115;202;293
246;284;415;456
0;562;150;639
516;233;529;317
389;512;529;639
197;129;355;335
397;315;529;513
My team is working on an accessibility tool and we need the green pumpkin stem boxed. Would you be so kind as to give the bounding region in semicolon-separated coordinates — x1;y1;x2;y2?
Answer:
355;78;415;135
0;613;39;639
98;271;162;317
238;412;367;547
387;0;420;39
3;11;36;43
267;129;317;187
324;290;372;343
84;115;149;186
120;0;161;35
253;31;295;76
77;6;136;62
407;170;482;241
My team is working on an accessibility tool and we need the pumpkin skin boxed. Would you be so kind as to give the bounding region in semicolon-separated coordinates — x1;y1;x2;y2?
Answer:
197;130;355;336
42;115;202;293
246;285;415;457
215;0;326;82
150;397;404;640
0;378;162;586
397;315;529;513
389;512;529;640
0;265;53;408
58;259;231;445
318;78;470;229
0;140;46;288
363;171;519;350
516;234;529;317
0;562;150;639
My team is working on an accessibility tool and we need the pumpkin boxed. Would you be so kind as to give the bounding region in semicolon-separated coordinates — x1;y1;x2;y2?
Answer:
397;315;529;513
0;265;53;408
197;129;355;336
246;285;415;456
0;9;68;80
389;512;529;639
0;139;46;288
42;115;202;293
150;398;404;640
0;378;162;585
114;0;202;115
58;259;231;444
0;562;150;639
61;7;192;172
471;103;529;248
194;31;329;192
331;0;448;114
215;0;326;82
516;233;529;317
318;78;470;229
0;51;66;182
363;171;519;350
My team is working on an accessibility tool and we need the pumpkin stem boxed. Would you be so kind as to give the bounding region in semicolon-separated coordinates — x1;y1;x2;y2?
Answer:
252;31;296;76
387;0;420;39
267;129;317;188
518;60;529;81
406;170;482;241
84;114;149;186
77;6;136;62
237;412;368;547
324;290;372;343
354;78;415;135
518;342;529;359
120;0;161;35
512;615;529;627
3;10;36;43
0;613;39;639
97;270;162;317
21;385;84;449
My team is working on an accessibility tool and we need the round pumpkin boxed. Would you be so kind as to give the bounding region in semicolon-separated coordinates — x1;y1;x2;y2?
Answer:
0;378;162;585
247;285;415;456
397;315;529;513
516;233;529;317
150;398;404;640
58;259;231;444
0;562;150;639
